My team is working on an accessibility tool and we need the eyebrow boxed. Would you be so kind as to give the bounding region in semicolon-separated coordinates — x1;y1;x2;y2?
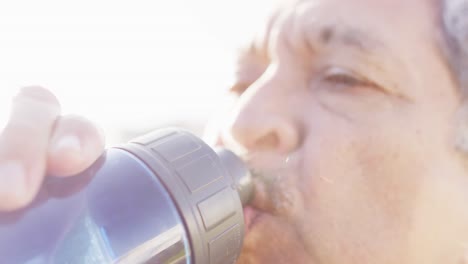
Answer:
309;24;387;55
299;23;411;100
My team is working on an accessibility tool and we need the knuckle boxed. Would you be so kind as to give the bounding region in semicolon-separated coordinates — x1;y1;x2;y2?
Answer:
56;115;104;144
59;115;95;131
0;190;33;211
16;86;59;105
14;86;61;112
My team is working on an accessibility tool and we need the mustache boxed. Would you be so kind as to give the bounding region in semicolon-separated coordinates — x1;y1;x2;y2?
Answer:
240;151;302;215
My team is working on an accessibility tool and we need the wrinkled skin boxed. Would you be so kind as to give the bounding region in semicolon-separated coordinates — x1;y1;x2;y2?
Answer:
206;0;468;263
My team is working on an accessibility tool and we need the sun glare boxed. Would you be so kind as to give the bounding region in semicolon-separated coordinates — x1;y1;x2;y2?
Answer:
0;0;276;143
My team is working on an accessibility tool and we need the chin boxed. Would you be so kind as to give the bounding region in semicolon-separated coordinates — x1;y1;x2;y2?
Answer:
237;210;314;264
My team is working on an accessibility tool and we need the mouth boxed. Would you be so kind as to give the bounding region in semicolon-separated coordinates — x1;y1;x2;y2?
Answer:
243;206;264;235
242;163;289;236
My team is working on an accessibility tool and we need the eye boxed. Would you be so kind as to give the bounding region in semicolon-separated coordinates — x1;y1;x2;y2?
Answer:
319;67;370;91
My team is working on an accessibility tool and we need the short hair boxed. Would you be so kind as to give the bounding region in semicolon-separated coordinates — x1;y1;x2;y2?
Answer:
442;0;468;94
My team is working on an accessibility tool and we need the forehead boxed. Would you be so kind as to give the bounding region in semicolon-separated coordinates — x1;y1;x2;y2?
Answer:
255;0;439;52
291;0;436;17
237;0;451;104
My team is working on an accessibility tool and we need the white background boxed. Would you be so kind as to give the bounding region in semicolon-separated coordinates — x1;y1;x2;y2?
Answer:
0;0;277;143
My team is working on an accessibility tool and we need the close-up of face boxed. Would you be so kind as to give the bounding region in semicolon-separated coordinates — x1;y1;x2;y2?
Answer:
206;0;468;263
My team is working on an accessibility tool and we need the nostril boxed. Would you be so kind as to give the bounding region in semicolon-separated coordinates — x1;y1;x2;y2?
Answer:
225;114;300;154
254;132;279;150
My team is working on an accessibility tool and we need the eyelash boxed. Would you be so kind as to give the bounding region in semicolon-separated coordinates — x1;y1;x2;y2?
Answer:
231;68;372;97
320;67;370;90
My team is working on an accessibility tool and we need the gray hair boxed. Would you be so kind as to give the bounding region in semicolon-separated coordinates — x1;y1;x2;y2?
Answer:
442;0;468;153
443;0;468;93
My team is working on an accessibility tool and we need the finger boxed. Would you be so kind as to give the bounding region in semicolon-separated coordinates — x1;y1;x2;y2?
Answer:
0;86;61;211
47;115;105;177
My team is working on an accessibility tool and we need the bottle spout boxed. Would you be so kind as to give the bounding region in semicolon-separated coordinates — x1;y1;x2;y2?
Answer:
216;149;254;206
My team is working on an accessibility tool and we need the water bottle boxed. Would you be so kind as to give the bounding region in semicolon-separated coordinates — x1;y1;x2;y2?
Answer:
0;128;253;264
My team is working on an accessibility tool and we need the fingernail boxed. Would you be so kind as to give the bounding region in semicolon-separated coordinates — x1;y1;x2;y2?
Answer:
52;135;82;154
0;161;27;197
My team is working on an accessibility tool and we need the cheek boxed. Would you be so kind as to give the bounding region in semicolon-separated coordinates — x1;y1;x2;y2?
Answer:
238;216;312;264
296;117;432;262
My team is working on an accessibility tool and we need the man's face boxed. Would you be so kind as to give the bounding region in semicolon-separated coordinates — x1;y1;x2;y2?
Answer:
207;0;468;263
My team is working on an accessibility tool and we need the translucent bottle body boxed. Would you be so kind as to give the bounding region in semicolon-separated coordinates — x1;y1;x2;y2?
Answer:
0;148;191;264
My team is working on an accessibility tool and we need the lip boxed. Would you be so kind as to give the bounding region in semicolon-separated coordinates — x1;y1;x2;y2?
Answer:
243;206;263;235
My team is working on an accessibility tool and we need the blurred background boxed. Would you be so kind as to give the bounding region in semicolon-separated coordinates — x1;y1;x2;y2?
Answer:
0;0;277;144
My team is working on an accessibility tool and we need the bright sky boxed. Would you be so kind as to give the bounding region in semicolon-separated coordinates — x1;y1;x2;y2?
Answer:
0;0;277;143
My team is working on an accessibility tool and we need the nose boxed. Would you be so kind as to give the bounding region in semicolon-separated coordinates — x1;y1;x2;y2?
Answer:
222;76;301;154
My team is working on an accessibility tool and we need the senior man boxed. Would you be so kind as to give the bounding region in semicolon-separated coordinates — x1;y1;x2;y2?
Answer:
1;0;468;263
